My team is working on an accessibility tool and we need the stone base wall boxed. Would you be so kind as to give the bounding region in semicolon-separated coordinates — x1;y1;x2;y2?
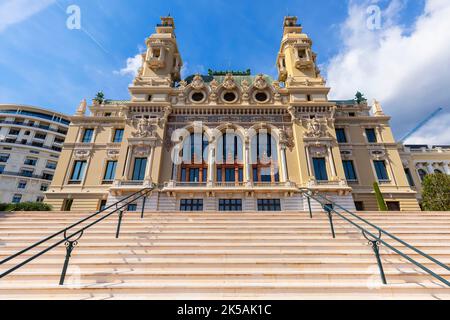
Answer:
352;193;421;212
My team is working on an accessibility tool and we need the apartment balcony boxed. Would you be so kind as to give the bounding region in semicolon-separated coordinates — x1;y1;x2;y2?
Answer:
0;170;53;181
0;139;62;152
0;120;67;135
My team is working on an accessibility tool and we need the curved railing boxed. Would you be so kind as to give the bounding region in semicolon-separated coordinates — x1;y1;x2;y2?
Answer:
0;186;154;285
299;188;450;287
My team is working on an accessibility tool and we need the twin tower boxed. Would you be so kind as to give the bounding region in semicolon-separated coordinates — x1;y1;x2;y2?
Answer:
138;16;325;88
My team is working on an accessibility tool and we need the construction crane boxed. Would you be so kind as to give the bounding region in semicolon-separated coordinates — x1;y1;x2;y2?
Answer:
399;107;443;143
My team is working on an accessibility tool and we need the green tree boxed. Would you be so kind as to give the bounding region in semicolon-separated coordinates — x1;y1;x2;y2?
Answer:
373;182;388;211
421;173;450;211
94;91;105;104
355;91;367;104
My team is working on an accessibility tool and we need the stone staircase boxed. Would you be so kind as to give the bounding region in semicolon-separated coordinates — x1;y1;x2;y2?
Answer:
0;210;449;300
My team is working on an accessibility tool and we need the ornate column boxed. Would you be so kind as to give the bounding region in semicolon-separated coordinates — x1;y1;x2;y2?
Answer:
244;139;252;186
280;144;289;182
376;125;383;142
207;144;215;187
83;156;92;187
91;126;99;144
144;146;155;185
327;145;337;178
305;146;312;177
122;147;133;180
171;145;180;181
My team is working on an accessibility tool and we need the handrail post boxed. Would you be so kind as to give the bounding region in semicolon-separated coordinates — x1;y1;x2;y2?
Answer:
307;196;312;219
59;240;77;285
116;210;124;239
372;241;387;285
141;196;147;219
324;205;336;239
363;231;387;285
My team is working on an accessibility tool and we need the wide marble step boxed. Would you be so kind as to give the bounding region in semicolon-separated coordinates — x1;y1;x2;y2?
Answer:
0;210;449;300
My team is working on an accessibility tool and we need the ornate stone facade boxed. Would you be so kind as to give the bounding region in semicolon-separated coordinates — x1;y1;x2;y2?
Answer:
45;16;447;213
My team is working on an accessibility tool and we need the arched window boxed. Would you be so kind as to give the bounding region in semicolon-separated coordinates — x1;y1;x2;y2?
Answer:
250;132;279;183
434;169;443;174
178;132;209;183
216;132;244;184
418;169;427;182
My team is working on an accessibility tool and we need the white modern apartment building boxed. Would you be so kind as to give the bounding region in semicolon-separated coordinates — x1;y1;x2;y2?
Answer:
0;105;70;204
399;144;450;202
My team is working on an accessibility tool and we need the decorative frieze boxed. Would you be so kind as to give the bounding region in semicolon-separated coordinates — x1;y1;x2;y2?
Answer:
222;74;237;90
340;150;353;159
73;149;92;160
253;74;268;90
304;118;328;139
309;145;328;157
370;149;386;160
132;145;151;157
132;118;158;138
168;114;287;124
279;127;295;150
106;149;120;160
191;74;206;90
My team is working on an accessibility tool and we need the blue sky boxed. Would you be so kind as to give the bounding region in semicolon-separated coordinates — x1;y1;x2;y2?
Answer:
1;0;449;143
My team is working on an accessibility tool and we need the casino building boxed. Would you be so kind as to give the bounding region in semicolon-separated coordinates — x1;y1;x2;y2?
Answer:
45;16;448;212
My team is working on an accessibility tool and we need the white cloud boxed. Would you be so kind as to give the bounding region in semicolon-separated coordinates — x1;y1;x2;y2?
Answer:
181;62;206;79
116;53;143;77
325;0;450;144
0;0;55;33
181;61;190;79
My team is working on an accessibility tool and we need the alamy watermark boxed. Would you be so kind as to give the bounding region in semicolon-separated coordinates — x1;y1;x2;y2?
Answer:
66;5;81;30
366;4;382;30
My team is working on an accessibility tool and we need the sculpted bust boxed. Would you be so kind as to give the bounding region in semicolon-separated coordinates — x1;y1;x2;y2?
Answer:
191;74;205;90
253;74;267;90
305;118;323;138
241;79;250;100
222;73;236;90
287;106;297;122
132;118;157;138
209;79;219;101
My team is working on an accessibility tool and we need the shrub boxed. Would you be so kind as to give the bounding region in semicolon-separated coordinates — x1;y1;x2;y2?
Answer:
422;173;450;211
0;202;53;212
373;182;388;211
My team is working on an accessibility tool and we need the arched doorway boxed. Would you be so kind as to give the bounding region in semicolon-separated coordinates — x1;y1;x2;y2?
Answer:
178;132;209;183
250;132;280;183
216;132;244;185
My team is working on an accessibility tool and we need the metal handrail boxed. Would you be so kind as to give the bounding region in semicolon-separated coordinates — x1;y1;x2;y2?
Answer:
0;186;154;285
299;188;450;287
